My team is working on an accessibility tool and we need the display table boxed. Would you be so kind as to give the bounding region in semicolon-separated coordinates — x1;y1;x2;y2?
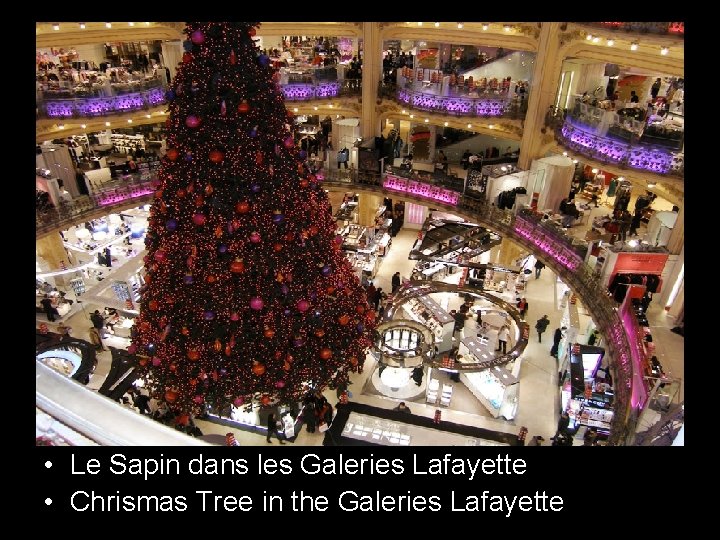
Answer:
461;368;519;420
403;295;455;353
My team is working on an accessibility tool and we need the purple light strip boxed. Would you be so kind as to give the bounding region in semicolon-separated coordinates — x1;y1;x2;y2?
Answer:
45;88;167;119
619;301;649;409
383;175;459;205
396;88;511;117
96;188;154;206
512;217;583;271
281;82;340;101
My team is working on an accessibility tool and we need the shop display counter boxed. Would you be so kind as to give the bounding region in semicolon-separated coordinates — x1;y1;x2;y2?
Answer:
461;367;519;420
403;295;455;352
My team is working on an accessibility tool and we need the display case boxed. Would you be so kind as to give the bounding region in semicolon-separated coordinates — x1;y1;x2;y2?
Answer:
461;367;519;420
440;383;454;407
403;295;455;352
426;377;439;404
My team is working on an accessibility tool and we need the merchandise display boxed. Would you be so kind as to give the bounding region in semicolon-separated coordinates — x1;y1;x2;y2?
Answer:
403;295;455;352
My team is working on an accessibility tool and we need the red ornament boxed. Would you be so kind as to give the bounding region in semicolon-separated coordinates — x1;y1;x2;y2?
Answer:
299;179;309;188
192;213;206;226
164;389;178;403
356;305;366;314
248;27;257;37
264;327;275;339
169;363;177;372
214;339;222;352
261;395;271;406
214;226;223;238
181;327;190;336
309;225;319;235
194;195;204;207
314;328;326;338
209;149;225;163
230;259;245;273
283;362;291;371
225;344;232;357
252;362;266;376
349;356;359;366
235;201;250;214
206;275;217;283
229;49;237;64
339;314;351;326
273;243;283;252
166;148;179;161
182;52;193;63
320;348;332;360
138;357;148;367
326;286;336;294
177;188;186;198
237;100;250;114
256;151;264;165
185;115;202;128
187;349;200;361
148;299;159;311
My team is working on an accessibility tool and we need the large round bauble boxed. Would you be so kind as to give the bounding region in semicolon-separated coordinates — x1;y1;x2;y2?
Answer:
252;363;266;376
320;348;332;360
193;395;204;404
356;322;365;333
230;259;245;273
182;52;193;64
321;265;332;277
187;349;200;361
314;328;326;338
154;250;167;263
176;188;186;198
192;213;206;226
250;297;264;310
272;212;285;224
190;30;205;44
233;397;244;407
339;314;351;326
148;299;159;311
209;150;224;163
166;218;178;231
273;243;283;252
203;311;215;321
185;115;202;128
249;231;261;243
275;380;286;389
349;356;359;366
230;312;240;321
164;389;178;403
264;327;275;339
356;304;365;314
297;299;310;312
152;357;162;366
206;275;217;283
237;100;250;114
166;148;179;161
309;225;319;236
299;178;309;188
218;242;227;253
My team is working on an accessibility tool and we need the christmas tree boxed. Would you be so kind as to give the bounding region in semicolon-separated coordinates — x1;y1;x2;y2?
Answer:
132;22;375;415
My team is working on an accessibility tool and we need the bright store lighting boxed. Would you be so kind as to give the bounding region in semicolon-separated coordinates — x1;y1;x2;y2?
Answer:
52;23;60;31
293;107;298;112
128;22;135;26
79;23;86;29
627;240;639;247
417;22;423;26
504;25;512;31
482;24;488;30
592;36;600;43
467;123;472;129
105;121;111;126
444;122;449;126
145;22;150;25
591;168;599;174
58;124;65;129
586;34;593;41
106;22;112;28
434;22;440;27
630;42;639;51
127;119;133;123
409;114;414;119
660;47;669;55
458;23;464;29
145;114;151;119
572;159;578;164
424;118;429;123
617;176;624;181
488;124;494;129
562;151;568;156
607;39;614;46
647;182;656;188
80;124;86;129
401;109;406;114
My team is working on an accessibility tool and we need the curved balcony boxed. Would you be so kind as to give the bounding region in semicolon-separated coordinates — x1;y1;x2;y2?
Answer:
280;79;361;101
394;84;528;120
584;22;684;37
38;79;167;119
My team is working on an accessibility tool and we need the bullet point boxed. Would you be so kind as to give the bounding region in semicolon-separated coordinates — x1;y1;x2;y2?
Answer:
45;461;52;469
45;498;52;506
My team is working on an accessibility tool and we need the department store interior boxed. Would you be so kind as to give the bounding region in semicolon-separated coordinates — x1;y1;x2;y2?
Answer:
35;21;684;447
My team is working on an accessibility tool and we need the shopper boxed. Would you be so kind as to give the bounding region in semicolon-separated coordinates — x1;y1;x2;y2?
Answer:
517;297;529;320
629;211;643;237
461;149;472;170
556;411;570;436
534;260;545;279
630;90;639;103
496;325;511;354
90;310;105;336
40;294;58;322
373;287;384;311
651;77;662;100
393;402;412;413
535;315;550;342
550;327;563;358
527;435;545;446
266;413;285;444
366;282;377;308
88;326;107;351
391;271;401;293
618;210;632;242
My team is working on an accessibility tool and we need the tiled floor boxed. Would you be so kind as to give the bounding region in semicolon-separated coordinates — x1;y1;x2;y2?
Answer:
42;199;683;446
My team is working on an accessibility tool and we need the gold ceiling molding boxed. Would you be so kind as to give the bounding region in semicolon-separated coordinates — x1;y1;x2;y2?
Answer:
36;25;183;49
379;25;538;52
257;22;362;37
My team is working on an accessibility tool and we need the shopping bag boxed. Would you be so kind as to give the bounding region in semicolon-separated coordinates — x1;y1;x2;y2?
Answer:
318;422;329;433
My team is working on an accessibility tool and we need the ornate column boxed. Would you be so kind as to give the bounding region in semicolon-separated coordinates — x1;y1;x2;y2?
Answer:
518;22;564;170
665;204;684;255
357;193;384;227
360;22;382;139
36;233;71;287
495;238;525;268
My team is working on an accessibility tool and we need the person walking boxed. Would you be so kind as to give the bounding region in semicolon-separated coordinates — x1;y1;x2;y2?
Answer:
90;309;105;336
527;435;545;446
535;315;550;342
650;77;662;100
393;401;412;413
550;327;563;358
534;260;545;279
88;326;107;351
373;287;384;311
391;271;401;293
40;294;58;322
496;325;511;354
266;413;285;444
516;297;529;320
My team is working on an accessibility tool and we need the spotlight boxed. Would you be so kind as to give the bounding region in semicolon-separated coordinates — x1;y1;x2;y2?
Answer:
106;22;112;28
424;118;429;123
607;39;614;46
591;168;599;174
562;151;568;156
128;22;135;26
127;119;133;123
52;23;60;31
417;22;423;26
660;47;669;55
648;182;656;188
106;121;111;126
458;23;464;29
482;24;488;30
146;114;151;119
79;23;86;29
467;123;472;129
434;22;440;27
630;42;639;51
58;124;65;129
504;25;512;32
586;34;593;41
444;122;449;126
572;159;578;164
293;107;298;112
145;22;150;26
488;124;494;129
80;124;86;129
410;114;414;119
628;240;639;247
592;37;600;43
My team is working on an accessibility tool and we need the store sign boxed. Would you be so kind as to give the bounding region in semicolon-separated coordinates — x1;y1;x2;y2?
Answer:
612;252;669;275
111;281;132;302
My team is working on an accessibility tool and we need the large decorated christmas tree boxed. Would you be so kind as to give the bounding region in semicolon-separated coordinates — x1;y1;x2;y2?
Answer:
132;22;375;415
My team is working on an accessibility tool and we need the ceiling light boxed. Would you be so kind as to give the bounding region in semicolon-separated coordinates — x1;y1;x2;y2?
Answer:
293;107;298;112
660;47;669;55
648;182;657;188
127;119;133;123
80;124;86;129
328;104;333;108
105;121;111;126
409;114;414;119
586;34;593;41
145;22;150;26
444;122;449;126
467;123;472;129
630;42;638;51
417;22;423;26
591;168;599;174
488;124;494;129
562;151;568;156
607;39;614;46
58;124;65;129
401;109;406;114
482;24;488;30
52;23;60;31
424;118;429;123
145;114;151;119
79;23;86;29
572;159;578;164
128;22;135;26
106;22;112;28
504;25;512;32
617;177;624;181
592;37;600;43
628;239;639;247
313;106;318;111
434;22;440;27
458;23;464;29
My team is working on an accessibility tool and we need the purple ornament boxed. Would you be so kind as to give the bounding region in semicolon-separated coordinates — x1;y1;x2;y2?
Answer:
184;152;193;162
334;235;344;245
299;150;307;159
258;54;270;67
281;284;289;295
249;232;261;243
185;115;201;128
272;212;285;224
274;380;286;389
165;89;176;101
219;368;227;375
309;291;317;300
250;297;264;310
184;274;194;284
233;397;244;406
283;136;294;149
283;308;292;316
321;265;331;276
218;243;228;253
191;30;205;44
203;310;215;320
166;218;178;231
152;357;162;366
356;322;365;333
297;299;310;312
249;127;258;138
251;183;262;193
292;337;304;347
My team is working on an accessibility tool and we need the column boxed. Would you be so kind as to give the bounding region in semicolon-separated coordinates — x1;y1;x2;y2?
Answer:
495;238;525;268
360;22;382;139
36;233;71;288
357;193;383;227
665;205;683;255
518;22;563;170
161;41;183;79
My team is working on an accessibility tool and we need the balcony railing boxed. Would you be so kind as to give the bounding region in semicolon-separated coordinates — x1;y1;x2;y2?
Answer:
280;79;361;101
36;166;642;444
394;84;528;120
586;22;684;37
38;78;167;119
